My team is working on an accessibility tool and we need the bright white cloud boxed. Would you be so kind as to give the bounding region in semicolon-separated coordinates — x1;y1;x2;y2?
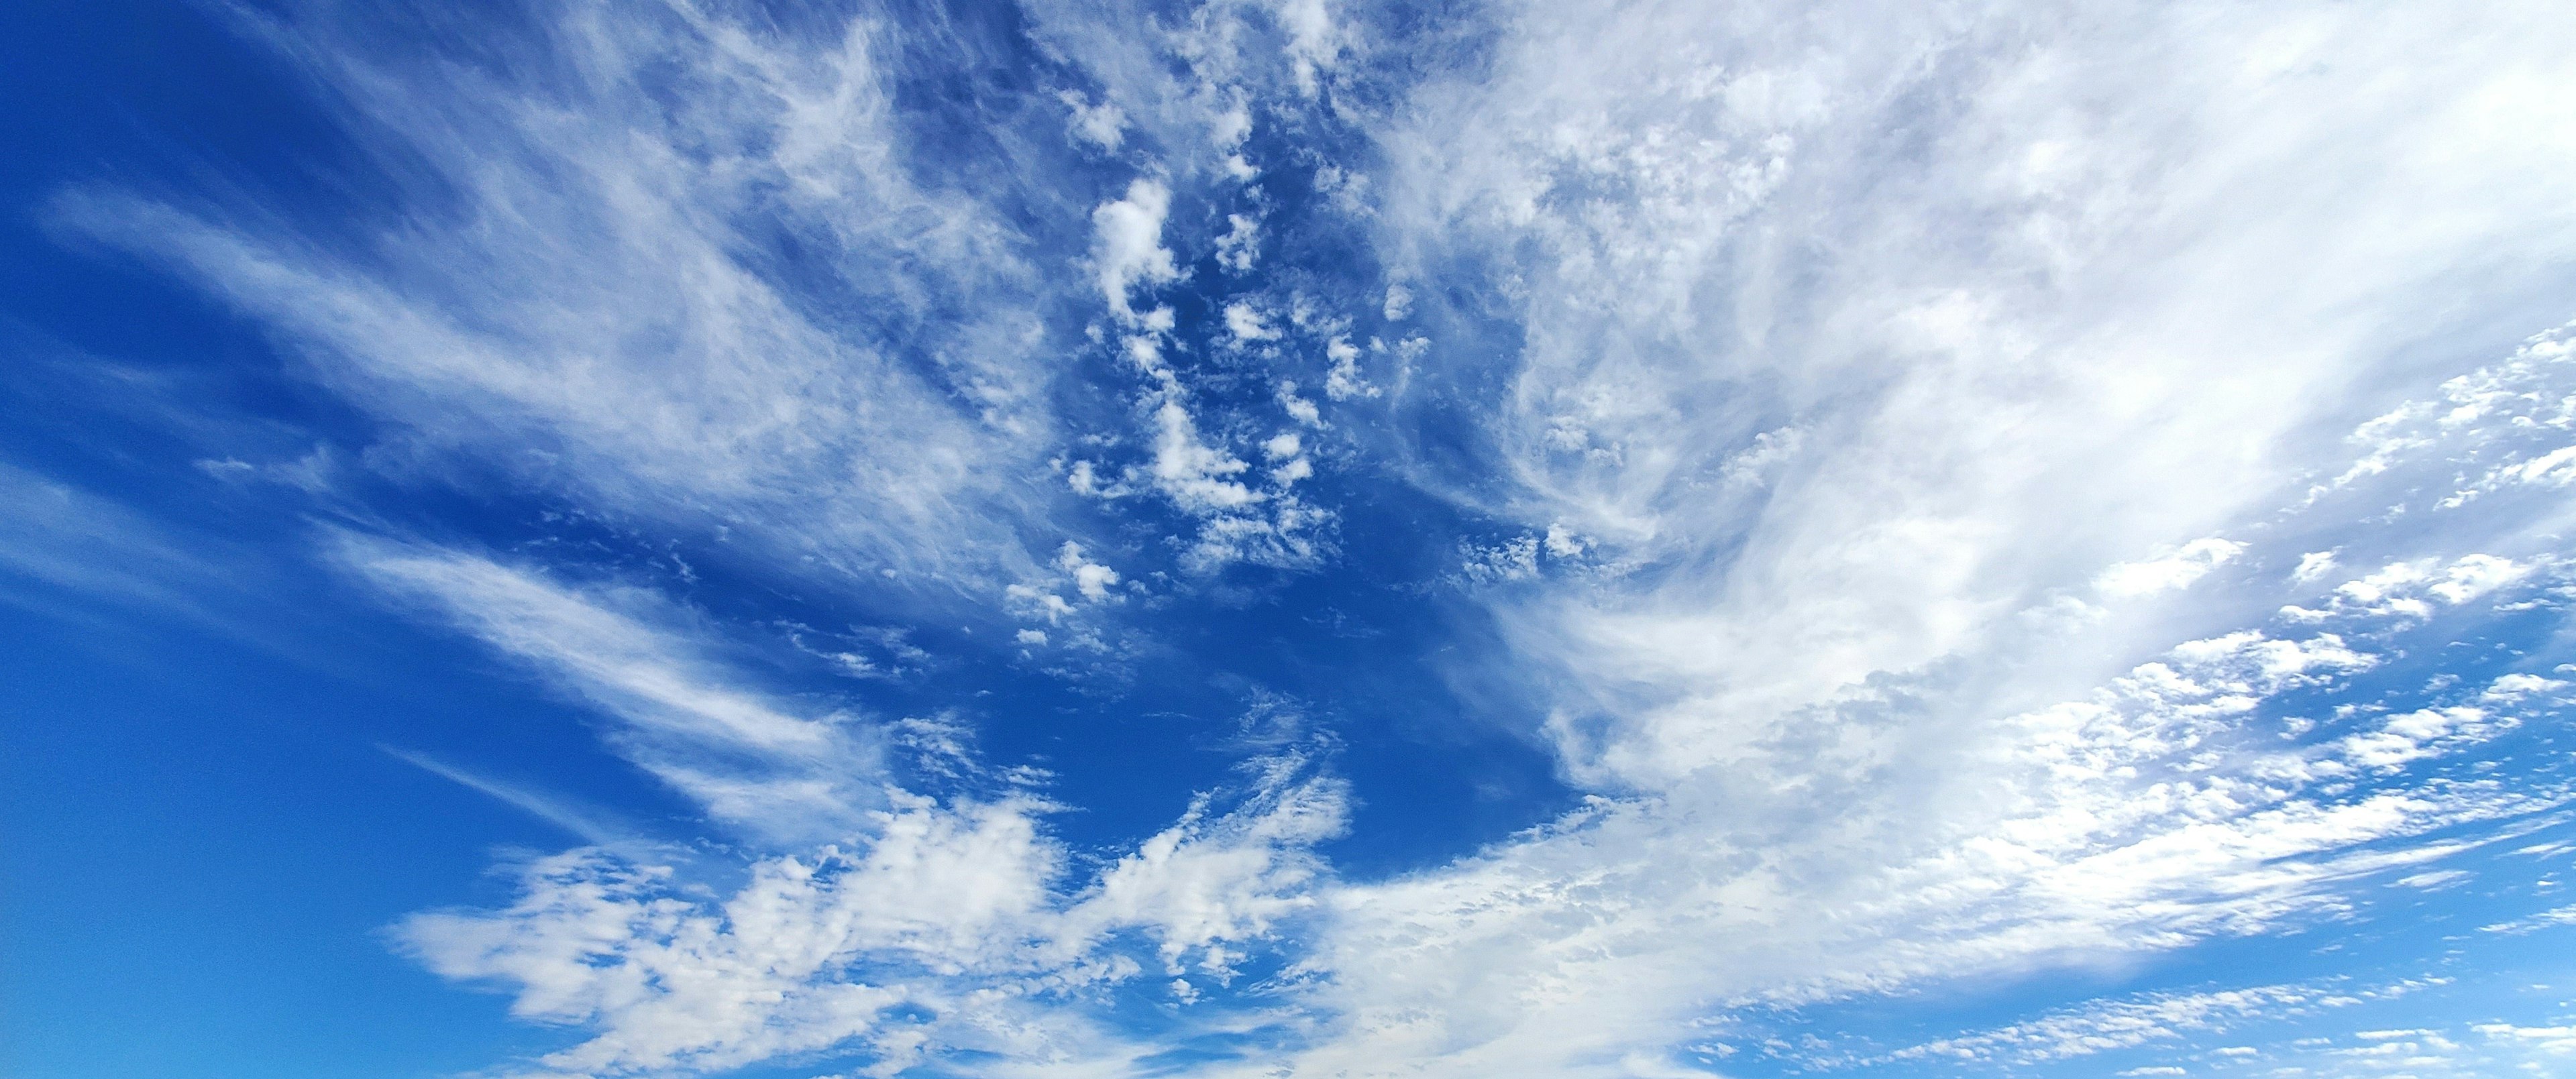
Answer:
2282;554;2540;624
1055;541;1121;601
1249;602;2538;1078
1226;301;1278;343
1373;0;2576;804
1321;337;1373;400
392;771;1345;1078
2096;538;2247;598
1093;178;1181;319
1149;399;1260;513
373;576;1353;1076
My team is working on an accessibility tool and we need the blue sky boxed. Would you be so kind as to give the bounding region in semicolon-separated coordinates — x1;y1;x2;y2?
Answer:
7;1;2576;1077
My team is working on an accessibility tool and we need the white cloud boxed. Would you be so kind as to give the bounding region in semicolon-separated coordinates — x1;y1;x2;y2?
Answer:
1718;427;1803;488
2390;869;2471;891
1042;5;2576;1073
394;761;1344;1078
1880;978;2440;1068
1278;380;1323;427
1265;433;1314;486
1061;757;1348;977
74;1;2576;1076
1458;534;1541;583
1321;337;1374;400
58;5;1065;599
1055;541;1121;601
2473;1023;2576;1056
2478;903;2576;936
1093;366;1331;573
2282;555;2539;624
339;534;887;845
2338;705;2507;771
1226;301;1279;343
1269;0;1343;94
2481;673;2570;702
2097;538;2247;598
394;800;1061;1077
1238;594;2536;1078
1369;0;2576;811
2325;323;2576;510
392;740;1289;1079
1543;522;1585;558
1216;213;1260;273
1005;583;1078;625
1059;90;1127;149
1149;399;1260;513
1093;178;1181;319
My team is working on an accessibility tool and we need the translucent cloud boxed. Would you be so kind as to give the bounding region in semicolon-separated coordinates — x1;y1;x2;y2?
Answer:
55;2;1067;598
340;534;890;845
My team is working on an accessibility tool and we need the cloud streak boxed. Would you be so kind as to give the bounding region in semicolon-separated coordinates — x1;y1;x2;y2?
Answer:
54;1;1075;604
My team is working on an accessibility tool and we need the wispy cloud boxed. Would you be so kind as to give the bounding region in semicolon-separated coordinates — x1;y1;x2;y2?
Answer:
338;536;1348;1076
0;461;217;617
343;0;2576;1070
392;728;1348;1078
1883;977;2414;1067
380;746;631;847
53;1;1071;603
1260;594;2559;1076
338;533;890;845
34;0;2576;1076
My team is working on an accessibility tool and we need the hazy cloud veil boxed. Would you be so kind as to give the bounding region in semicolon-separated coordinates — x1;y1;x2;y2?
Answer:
19;0;2576;1076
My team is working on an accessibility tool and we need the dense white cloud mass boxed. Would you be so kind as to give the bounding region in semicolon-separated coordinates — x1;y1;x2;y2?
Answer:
34;0;2576;1076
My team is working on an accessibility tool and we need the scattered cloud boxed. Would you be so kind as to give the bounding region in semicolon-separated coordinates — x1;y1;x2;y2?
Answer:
33;1;2576;1077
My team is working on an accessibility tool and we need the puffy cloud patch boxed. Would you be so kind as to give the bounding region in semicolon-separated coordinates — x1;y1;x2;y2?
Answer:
1093;179;1181;321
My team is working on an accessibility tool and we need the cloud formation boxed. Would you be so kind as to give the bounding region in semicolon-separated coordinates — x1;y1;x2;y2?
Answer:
58;1;1073;602
32;0;2576;1077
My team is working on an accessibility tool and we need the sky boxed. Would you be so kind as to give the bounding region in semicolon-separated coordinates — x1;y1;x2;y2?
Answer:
5;1;2576;1077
